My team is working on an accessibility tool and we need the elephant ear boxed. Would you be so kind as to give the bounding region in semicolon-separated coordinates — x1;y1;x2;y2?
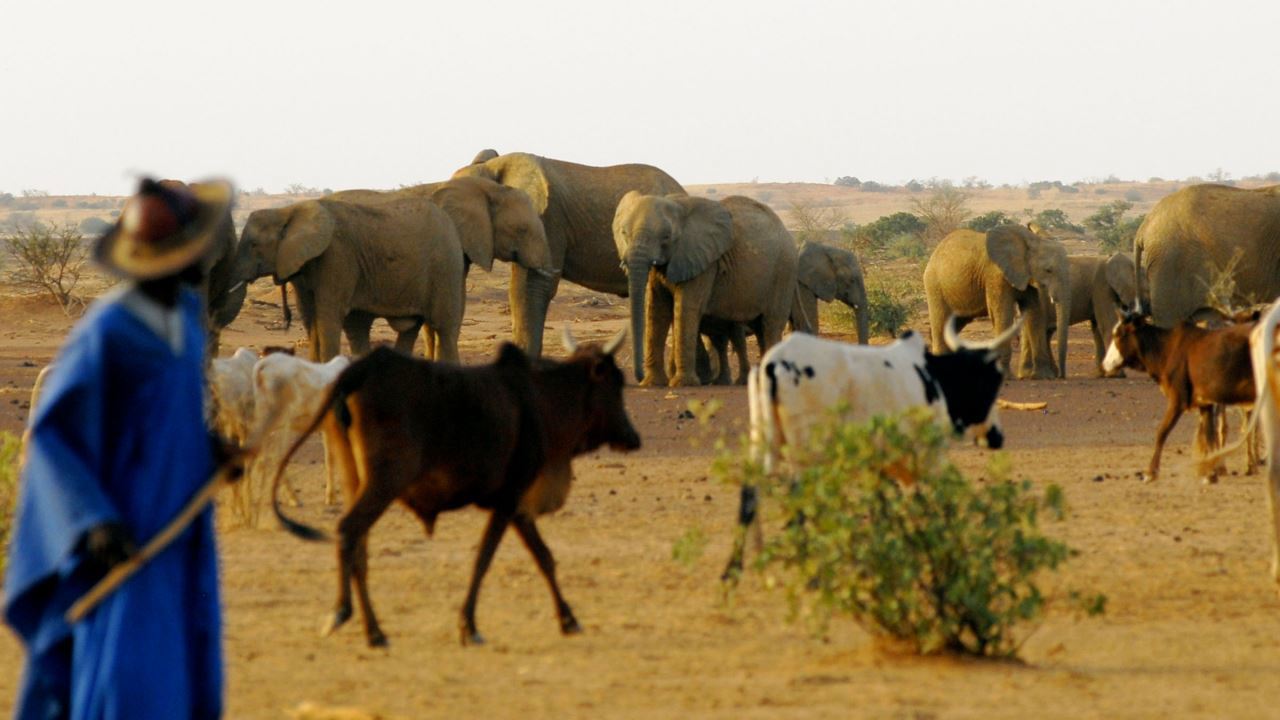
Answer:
612;190;647;261
798;243;838;301
986;225;1032;291
471;148;499;165
1105;252;1137;306
433;179;494;272
668;197;734;284
276;202;335;281
485;153;550;216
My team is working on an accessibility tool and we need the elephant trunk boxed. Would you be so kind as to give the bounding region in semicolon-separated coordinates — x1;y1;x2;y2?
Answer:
1056;297;1070;378
853;300;869;345
628;263;649;382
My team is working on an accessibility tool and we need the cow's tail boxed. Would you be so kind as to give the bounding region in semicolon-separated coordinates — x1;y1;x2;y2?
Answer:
271;354;378;541
1202;302;1280;469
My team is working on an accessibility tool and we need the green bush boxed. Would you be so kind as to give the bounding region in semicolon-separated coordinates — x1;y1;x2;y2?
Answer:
726;409;1102;657
856;212;926;252
1085;200;1145;252
1028;208;1083;233
965;211;1019;233
885;233;928;261
864;280;923;337
0;432;22;576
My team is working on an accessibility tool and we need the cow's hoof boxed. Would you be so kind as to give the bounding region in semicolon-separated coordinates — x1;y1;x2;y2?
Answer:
460;630;485;647
367;630;388;648
560;616;582;635
1201;474;1219;486
320;607;352;637
1139;472;1158;484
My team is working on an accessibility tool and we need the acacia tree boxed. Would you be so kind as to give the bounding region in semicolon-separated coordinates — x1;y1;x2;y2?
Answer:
911;186;971;242
3;222;89;315
788;198;851;246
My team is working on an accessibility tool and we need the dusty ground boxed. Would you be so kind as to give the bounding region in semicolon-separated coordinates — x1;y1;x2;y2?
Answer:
3;264;1280;720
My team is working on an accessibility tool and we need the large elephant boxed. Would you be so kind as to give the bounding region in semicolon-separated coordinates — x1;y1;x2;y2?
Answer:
230;195;465;362
330;176;553;356
792;242;869;343
923;224;1069;379
1136;183;1280;326
1062;253;1136;377
613;193;798;387
452;151;685;363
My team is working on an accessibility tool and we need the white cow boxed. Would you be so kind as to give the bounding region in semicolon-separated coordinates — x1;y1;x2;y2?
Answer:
209;348;260;446
1245;299;1280;588
253;353;351;506
723;316;1021;580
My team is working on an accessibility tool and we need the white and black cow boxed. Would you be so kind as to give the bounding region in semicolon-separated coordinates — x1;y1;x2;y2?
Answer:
722;316;1021;581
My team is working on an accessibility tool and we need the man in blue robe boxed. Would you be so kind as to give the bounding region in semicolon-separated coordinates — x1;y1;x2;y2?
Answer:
4;177;235;719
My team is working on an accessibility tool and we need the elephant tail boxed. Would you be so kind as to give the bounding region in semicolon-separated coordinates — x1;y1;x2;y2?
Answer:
1132;232;1147;313
280;283;292;331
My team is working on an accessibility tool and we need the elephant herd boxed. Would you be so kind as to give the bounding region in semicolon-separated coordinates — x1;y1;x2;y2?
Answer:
193;150;870;384
192;154;1280;385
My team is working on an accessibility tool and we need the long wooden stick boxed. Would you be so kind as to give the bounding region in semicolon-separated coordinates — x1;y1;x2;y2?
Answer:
997;398;1048;411
64;405;283;624
65;465;236;623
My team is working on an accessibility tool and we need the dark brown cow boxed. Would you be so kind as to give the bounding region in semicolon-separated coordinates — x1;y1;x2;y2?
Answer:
271;330;639;647
1103;309;1256;482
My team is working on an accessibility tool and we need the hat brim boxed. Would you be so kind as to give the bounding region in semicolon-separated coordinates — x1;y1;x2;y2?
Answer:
94;180;234;281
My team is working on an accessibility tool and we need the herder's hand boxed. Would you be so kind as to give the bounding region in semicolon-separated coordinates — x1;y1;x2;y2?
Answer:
82;522;138;572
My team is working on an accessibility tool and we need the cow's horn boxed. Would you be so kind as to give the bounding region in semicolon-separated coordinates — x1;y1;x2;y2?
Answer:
986;315;1024;349
943;315;963;352
562;325;578;353
603;327;628;356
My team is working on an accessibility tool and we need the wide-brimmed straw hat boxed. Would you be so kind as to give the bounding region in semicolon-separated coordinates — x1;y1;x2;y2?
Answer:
94;177;233;281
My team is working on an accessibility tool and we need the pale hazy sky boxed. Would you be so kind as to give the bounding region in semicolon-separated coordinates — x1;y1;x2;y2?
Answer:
2;0;1277;195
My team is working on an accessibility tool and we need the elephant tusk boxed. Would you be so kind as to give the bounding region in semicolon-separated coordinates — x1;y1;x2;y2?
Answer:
225;280;245;296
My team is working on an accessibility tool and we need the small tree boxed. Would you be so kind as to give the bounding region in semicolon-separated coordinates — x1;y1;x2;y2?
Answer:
855;212;927;252
1085;200;1145;252
833;176;861;188
788;198;850;246
1027;208;1083;233
721;409;1103;657
3;222;90;315
911;186;971;242
965;210;1019;233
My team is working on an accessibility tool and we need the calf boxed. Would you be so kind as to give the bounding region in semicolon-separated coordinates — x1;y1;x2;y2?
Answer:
271;329;640;648
723;316;1020;581
1102;307;1255;483
253;353;351;505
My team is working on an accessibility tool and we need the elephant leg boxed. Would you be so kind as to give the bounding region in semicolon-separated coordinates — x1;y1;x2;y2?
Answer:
421;326;437;359
730;324;750;385
985;289;1016;375
314;308;345;362
433;323;461;364
641;283;673;387
926;294;952;355
669;281;713;387
696;334;716;385
509;265;560;358
342;312;374;357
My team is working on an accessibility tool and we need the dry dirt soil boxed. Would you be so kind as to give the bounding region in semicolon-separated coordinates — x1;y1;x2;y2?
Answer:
3;264;1280;720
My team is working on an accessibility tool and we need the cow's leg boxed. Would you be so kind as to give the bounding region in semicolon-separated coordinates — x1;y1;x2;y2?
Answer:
512;514;581;635
460;509;512;646
1196;406;1221;484
329;487;397;646
1146;397;1184;482
1268;449;1280;586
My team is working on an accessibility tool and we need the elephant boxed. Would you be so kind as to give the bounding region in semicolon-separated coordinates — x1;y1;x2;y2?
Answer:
923;224;1069;379
791;242;870;343
155;180;246;358
328;176;552;356
230;194;465;362
452;151;685;364
690;242;870;385
613;193;798;387
1060;253;1136;377
1135;183;1280;327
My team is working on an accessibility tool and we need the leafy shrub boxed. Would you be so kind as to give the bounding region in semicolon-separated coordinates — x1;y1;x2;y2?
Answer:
0;432;21;576
78;216;112;235
726;409;1102;657
965;211;1019;233
864;279;923;337
833;176;861;188
1058;184;1080;194
885;233;928;261
911;187;971;242
859;181;890;193
1123;189;1143;202
1085;200;1145;253
1028;208;1083;233
856;212;926;252
3;222;90;314
672;527;708;568
1093;187;1109;195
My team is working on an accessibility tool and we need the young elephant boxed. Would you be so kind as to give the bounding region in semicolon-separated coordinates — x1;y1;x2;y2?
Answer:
614;194;798;387
792;242;870;342
923;224;1069;379
1062;253;1136;377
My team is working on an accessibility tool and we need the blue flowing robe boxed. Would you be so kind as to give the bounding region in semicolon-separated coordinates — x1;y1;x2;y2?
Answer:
4;287;222;720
